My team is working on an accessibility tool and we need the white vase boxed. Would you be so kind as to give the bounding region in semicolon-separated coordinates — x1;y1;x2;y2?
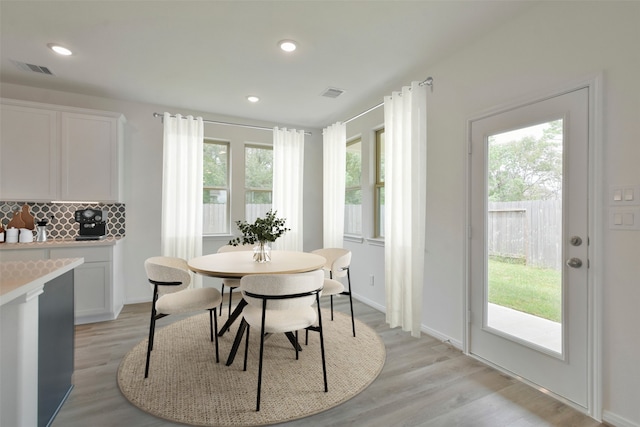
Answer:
253;242;271;263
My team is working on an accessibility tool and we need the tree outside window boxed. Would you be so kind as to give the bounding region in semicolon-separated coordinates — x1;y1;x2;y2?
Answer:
203;139;229;234
245;144;273;222
345;138;362;235
488;119;563;202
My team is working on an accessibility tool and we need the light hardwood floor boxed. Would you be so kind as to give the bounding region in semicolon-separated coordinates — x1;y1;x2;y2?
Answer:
52;297;605;427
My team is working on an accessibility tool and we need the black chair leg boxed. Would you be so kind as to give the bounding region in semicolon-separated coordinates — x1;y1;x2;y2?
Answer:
330;295;335;320
144;286;159;378
256;302;267;411
347;270;356;337
243;323;250;371
209;308;219;363
304;296;329;394
144;314;156;378
219;284;225;316
209;309;214;342
316;294;328;392
228;288;234;317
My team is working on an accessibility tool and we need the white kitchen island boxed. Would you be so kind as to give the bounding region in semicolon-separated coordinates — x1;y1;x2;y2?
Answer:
0;238;124;325
1;257;83;427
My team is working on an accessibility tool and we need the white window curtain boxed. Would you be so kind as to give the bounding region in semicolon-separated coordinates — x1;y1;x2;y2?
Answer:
322;122;346;248
272;127;305;251
383;81;427;337
161;113;204;287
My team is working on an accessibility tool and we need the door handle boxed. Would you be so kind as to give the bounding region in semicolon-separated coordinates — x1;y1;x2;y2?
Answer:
566;258;582;268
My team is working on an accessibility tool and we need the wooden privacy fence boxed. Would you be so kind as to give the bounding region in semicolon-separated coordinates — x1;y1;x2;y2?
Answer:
488;200;562;270
345;204;363;235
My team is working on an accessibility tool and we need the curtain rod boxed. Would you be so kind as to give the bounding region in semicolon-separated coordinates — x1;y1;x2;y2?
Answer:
152;112;312;136
343;76;433;125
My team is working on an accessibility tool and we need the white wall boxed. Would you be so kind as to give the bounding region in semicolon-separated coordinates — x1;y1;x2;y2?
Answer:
0;83;324;303
345;2;639;426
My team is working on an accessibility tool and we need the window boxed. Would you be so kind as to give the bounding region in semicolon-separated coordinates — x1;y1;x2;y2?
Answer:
345;138;362;235
375;129;385;238
203;139;229;234
245;144;273;222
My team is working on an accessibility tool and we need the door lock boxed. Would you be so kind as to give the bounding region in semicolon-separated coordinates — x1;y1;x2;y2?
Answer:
570;236;582;246
566;258;582;268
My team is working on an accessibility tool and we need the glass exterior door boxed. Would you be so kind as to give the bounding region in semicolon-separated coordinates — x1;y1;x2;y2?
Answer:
469;88;590;409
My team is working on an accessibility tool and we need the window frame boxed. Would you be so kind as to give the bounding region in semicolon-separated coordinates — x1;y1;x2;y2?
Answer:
202;138;230;235
374;128;385;238
344;136;363;236
244;143;273;222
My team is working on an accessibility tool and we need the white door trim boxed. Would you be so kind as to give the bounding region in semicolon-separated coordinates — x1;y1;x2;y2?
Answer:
463;74;603;421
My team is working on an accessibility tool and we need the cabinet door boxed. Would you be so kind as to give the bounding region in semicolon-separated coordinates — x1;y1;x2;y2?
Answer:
48;246;116;324
60;113;119;201
73;261;111;319
0;104;58;201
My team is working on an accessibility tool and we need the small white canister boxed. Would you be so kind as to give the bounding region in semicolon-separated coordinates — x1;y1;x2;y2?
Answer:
19;228;34;243
6;227;19;243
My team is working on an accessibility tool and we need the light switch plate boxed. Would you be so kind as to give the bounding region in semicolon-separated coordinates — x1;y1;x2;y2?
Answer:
624;188;635;201
609;207;640;230
610;185;640;206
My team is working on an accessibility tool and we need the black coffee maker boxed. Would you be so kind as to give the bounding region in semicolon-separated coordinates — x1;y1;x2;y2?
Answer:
75;209;108;240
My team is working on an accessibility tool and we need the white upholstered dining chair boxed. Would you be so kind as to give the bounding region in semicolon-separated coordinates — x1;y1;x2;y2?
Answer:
144;256;222;378
311;248;356;337
236;269;327;411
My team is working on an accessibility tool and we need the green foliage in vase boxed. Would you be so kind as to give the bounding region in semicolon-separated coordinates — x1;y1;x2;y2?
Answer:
229;210;289;246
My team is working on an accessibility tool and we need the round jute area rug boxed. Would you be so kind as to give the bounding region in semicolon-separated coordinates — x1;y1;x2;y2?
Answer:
117;308;385;426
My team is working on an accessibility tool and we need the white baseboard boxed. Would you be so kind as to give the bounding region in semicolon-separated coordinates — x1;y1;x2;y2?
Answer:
353;293;463;349
124;296;152;305
74;312;117;325
420;325;463;350
603;410;640;427
352;292;385;313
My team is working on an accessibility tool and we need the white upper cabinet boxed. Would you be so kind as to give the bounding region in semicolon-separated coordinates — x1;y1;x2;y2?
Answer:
0;104;59;201
0;99;124;202
60;113;120;201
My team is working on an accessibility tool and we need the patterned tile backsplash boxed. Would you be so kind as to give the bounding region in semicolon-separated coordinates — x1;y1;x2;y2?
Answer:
0;201;125;239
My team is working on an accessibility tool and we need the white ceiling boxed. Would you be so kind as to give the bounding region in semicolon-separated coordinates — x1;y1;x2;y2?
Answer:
0;1;533;129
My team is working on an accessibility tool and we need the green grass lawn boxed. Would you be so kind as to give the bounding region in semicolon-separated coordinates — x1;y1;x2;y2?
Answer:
488;258;562;322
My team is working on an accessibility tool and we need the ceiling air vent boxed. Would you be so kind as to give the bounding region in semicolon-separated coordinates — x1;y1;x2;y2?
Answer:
321;87;345;99
11;60;55;76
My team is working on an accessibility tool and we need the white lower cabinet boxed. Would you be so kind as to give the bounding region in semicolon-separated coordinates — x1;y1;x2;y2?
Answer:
72;261;111;319
49;246;122;324
1;243;123;324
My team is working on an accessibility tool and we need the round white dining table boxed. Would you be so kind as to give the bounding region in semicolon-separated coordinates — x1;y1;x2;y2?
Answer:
188;250;327;365
188;250;326;279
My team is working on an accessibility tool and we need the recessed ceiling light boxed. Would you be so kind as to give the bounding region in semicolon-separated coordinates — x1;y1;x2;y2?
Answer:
47;43;73;56
278;40;297;53
247;95;260;103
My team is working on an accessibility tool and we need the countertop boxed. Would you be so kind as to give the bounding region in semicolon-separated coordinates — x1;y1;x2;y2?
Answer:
0;236;122;250
0;257;84;306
